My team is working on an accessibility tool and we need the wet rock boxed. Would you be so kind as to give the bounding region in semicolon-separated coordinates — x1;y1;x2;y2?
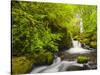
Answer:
87;62;97;69
66;65;84;71
65;61;97;71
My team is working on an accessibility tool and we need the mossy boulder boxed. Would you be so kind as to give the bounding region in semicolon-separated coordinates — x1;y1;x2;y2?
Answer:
12;56;33;74
77;56;89;64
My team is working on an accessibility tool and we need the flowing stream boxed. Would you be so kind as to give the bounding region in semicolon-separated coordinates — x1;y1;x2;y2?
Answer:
30;40;96;73
66;40;92;54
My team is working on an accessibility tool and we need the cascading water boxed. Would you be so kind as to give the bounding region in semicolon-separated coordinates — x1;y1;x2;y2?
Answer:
30;39;92;73
76;14;84;33
30;57;62;73
30;56;84;73
30;40;94;73
66;16;91;54
72;40;81;48
66;39;91;54
80;18;84;33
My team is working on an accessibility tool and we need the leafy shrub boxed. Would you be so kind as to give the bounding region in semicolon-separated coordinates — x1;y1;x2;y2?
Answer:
83;39;88;44
33;50;53;65
77;56;89;64
73;36;79;40
12;56;33;74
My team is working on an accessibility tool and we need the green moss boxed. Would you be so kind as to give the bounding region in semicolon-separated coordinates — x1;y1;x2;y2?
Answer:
77;56;89;64
58;30;72;50
80;39;89;44
91;35;96;41
90;41;97;48
34;51;53;65
12;56;33;74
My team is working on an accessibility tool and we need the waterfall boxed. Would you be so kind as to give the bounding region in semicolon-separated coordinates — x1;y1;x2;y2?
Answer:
66;16;92;54
72;40;81;48
66;40;91;54
76;14;84;33
80;18;84;33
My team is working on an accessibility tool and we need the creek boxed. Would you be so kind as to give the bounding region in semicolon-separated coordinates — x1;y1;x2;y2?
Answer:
30;40;97;73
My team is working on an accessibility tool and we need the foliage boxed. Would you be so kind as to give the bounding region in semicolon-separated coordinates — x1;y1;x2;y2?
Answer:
76;5;97;48
12;1;74;56
77;56;89;64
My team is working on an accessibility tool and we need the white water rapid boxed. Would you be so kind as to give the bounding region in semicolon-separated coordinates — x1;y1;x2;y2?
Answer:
30;57;84;73
66;40;91;54
30;40;93;73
